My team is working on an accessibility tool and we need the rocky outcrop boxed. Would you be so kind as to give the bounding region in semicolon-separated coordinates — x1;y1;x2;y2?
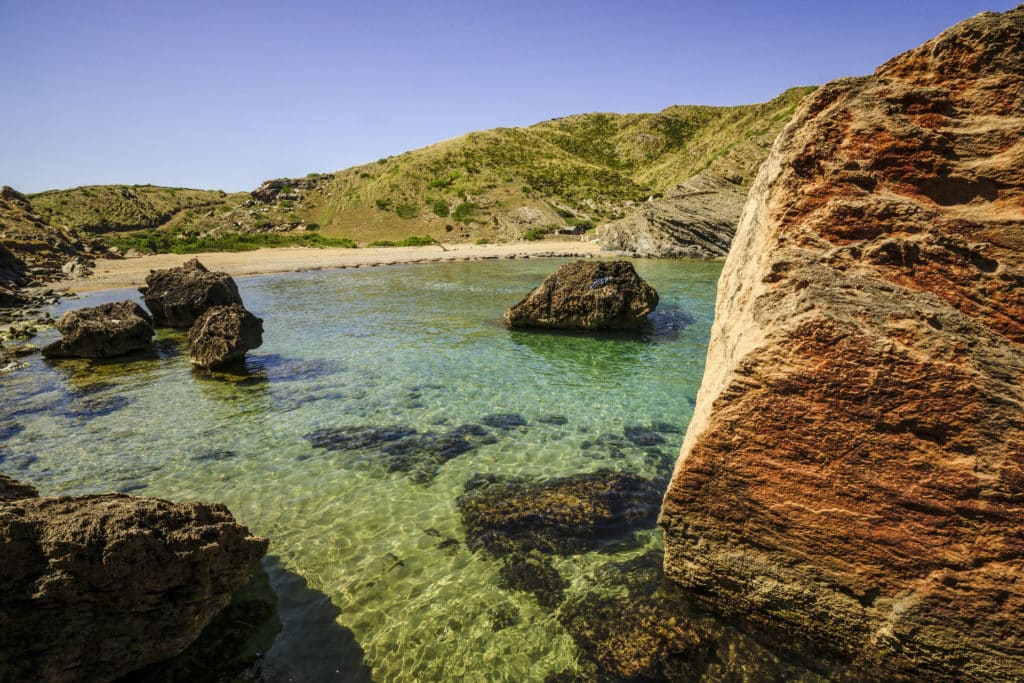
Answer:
0;479;268;682
596;172;746;258
141;258;243;327
188;304;264;369
660;7;1024;682
504;260;658;331
42;300;154;359
0;244;28;287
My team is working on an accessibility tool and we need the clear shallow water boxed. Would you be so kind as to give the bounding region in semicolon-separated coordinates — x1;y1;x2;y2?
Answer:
1;258;722;681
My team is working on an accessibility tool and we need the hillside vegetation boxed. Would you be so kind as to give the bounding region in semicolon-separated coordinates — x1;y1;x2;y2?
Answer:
11;87;814;251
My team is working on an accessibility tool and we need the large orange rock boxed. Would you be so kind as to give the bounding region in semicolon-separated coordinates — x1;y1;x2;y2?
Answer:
660;7;1024;681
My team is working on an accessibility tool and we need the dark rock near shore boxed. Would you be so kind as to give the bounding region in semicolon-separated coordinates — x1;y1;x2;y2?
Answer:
0;473;38;501
0;481;268;682
0;245;28;287
142;258;243;328
505;260;658;331
188;304;264;369
458;470;666;556
42;300;154;359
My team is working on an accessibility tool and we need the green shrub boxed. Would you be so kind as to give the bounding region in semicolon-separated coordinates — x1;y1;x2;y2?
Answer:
305;223;320;231
369;240;397;247
253;216;271;228
427;177;454;189
375;198;392;211
104;231;357;254
475;238;490;245
555;207;575;218
395;203;418;219
523;224;559;241
285;214;301;225
395;235;438;247
453;202;477;222
432;199;450;218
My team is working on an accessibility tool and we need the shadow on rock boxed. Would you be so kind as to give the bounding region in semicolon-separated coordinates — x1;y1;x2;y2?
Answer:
122;556;373;682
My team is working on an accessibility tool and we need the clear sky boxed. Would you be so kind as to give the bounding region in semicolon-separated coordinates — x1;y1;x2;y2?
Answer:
2;0;1018;193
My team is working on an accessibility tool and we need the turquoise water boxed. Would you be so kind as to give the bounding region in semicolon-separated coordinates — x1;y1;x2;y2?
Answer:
0;258;722;680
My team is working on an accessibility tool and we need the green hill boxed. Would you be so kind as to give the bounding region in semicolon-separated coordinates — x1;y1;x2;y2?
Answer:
19;86;814;250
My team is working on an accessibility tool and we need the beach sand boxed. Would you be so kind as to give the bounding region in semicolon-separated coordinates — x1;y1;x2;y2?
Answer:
65;240;604;294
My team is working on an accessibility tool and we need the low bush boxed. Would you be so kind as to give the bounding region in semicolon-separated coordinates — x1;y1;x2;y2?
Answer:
105;231;357;254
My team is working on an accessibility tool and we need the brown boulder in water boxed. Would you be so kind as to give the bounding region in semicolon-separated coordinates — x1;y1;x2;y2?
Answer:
42;300;154;358
142;258;243;328
660;6;1024;681
504;260;658;331
0;479;268;681
188;304;264;369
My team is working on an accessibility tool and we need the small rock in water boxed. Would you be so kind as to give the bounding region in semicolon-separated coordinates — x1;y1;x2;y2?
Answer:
623;425;667;447
66;395;132;422
536;414;569;426
480;413;527;430
305;425;418;451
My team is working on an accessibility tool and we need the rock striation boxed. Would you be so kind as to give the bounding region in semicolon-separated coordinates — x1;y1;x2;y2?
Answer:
188;304;264;369
0;478;268;681
42;300;154;359
660;7;1024;682
141;258;243;328
596;172;747;258
504;260;658;331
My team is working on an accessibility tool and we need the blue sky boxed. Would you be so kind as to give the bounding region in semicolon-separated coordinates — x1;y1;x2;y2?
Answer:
2;0;1017;193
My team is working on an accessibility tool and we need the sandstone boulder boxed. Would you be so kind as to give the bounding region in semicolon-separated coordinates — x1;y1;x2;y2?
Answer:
188;304;264;369
142;258;243;328
504;260;658;331
596;172;746;259
0;480;268;682
42;300;154;359
660;7;1024;681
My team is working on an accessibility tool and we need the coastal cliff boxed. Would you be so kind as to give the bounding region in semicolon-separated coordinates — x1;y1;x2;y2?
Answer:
659;6;1024;681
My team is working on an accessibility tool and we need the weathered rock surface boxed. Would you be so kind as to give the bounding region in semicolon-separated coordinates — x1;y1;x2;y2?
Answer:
188;304;264;369
660;7;1024;682
596;172;747;258
0;480;268;682
0;244;28;287
458;470;666;556
504;260;658;331
141;258;242;327
42;300;154;359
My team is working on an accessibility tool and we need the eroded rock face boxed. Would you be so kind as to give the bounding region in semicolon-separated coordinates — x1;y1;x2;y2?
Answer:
188;304;264;369
42;300;154;358
142;258;243;327
0;482;268;682
660;7;1024;681
504;260;658;331
0;473;38;501
0;244;28;287
596;172;747;258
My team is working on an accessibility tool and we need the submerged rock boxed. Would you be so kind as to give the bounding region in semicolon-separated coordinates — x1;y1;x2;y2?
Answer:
504;260;658;331
188;304;264;369
0;480;268;682
305;422;499;482
42;300;154;359
458;470;666;556
142;258;243;328
497;551;567;609
660;7;1024;681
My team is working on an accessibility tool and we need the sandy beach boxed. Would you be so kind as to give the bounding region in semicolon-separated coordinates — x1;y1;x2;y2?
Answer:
65;240;604;294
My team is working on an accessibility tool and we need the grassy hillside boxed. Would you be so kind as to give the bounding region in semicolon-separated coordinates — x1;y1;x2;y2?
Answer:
21;86;814;250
